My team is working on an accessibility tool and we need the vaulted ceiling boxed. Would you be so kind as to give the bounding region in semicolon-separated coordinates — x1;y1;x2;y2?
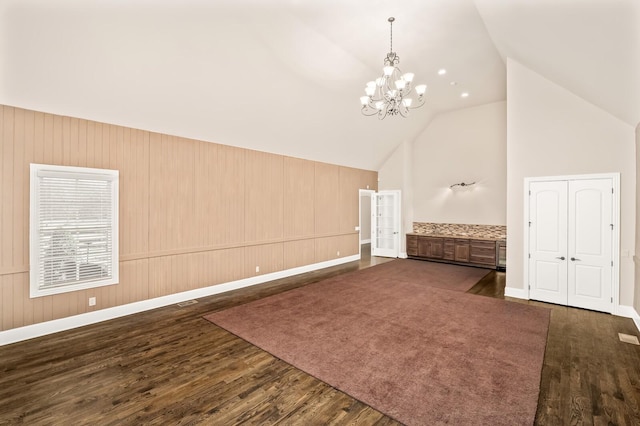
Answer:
1;0;638;170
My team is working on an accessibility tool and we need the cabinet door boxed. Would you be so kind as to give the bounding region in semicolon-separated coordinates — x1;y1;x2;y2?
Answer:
417;237;430;258
469;240;496;266
426;237;444;259
454;239;470;262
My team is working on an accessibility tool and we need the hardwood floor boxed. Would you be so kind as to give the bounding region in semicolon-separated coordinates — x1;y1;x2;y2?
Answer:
1;251;639;425
469;271;640;425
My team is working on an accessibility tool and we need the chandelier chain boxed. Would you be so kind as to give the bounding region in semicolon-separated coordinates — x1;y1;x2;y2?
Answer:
389;17;394;53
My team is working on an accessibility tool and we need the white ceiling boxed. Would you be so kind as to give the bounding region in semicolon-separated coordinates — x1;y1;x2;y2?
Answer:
0;0;637;171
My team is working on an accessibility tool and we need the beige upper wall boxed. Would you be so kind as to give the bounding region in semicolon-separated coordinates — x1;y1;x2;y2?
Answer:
378;102;507;255
636;123;640;314
506;59;636;306
412;102;507;226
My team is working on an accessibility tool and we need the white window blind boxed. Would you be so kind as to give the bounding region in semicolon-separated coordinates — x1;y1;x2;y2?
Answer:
30;164;119;298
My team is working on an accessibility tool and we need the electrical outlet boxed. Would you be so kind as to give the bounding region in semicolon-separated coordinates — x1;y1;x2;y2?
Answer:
255;266;260;273
88;297;96;306
337;251;340;257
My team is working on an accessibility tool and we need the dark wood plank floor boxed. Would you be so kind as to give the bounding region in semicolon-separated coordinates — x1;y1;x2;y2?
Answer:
1;248;639;425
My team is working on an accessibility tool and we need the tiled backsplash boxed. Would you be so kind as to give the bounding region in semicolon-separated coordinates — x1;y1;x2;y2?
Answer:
412;222;506;239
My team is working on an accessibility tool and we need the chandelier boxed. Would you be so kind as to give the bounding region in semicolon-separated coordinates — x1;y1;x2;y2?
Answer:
360;17;426;119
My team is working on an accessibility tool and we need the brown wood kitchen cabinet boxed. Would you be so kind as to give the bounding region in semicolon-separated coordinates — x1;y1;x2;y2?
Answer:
407;234;500;269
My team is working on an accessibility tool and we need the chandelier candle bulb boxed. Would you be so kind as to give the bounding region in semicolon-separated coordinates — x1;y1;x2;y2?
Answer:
360;17;427;119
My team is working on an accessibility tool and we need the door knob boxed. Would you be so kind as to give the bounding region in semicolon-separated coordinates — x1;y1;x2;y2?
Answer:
556;256;565;260
571;257;581;261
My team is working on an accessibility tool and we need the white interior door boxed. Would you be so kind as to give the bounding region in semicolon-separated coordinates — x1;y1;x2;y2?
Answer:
528;177;614;313
567;179;613;312
529;181;568;305
371;190;401;258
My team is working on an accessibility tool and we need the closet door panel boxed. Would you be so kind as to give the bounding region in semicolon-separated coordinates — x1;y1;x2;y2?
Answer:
528;181;568;306
567;179;613;312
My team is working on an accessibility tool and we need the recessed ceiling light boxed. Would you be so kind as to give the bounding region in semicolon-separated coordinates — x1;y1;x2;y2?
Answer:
450;81;457;86
438;69;447;76
461;92;469;98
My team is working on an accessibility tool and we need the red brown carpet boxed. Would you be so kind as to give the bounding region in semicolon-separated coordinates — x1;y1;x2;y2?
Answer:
204;259;550;425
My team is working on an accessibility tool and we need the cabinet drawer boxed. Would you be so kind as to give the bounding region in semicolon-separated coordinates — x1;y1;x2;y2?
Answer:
443;238;454;260
469;241;496;265
407;235;418;256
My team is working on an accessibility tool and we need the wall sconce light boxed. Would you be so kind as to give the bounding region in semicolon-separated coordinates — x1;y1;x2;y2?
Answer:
450;181;476;189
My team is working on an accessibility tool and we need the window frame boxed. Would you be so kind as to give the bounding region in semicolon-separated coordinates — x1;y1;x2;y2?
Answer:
29;163;119;298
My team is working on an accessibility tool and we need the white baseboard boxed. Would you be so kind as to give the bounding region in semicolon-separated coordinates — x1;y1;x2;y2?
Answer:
616;305;638;318
504;286;529;300
0;254;360;346
615;305;640;333
360;239;371;244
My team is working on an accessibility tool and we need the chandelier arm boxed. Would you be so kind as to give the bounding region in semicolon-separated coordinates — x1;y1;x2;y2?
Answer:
409;96;426;109
361;107;381;117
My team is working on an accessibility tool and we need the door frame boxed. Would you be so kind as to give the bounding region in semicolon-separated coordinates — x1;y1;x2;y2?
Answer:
358;189;375;258
523;172;620;313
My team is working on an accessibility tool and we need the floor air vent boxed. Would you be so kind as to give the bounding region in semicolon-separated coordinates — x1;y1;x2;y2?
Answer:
618;333;640;345
177;300;198;307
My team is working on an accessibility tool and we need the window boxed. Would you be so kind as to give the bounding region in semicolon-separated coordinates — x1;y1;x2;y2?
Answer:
30;164;119;298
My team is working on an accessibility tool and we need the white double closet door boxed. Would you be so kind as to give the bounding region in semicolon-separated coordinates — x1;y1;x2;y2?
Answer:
528;177;616;313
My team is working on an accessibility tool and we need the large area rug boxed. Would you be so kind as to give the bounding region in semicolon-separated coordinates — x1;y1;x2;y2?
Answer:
204;259;550;425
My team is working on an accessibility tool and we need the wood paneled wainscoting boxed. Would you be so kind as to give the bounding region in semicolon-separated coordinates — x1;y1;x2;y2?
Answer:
0;105;377;339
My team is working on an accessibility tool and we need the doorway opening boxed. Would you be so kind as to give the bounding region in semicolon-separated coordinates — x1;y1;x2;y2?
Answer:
360;189;402;259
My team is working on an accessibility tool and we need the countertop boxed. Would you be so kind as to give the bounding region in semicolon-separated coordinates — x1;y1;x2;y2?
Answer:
406;232;506;243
